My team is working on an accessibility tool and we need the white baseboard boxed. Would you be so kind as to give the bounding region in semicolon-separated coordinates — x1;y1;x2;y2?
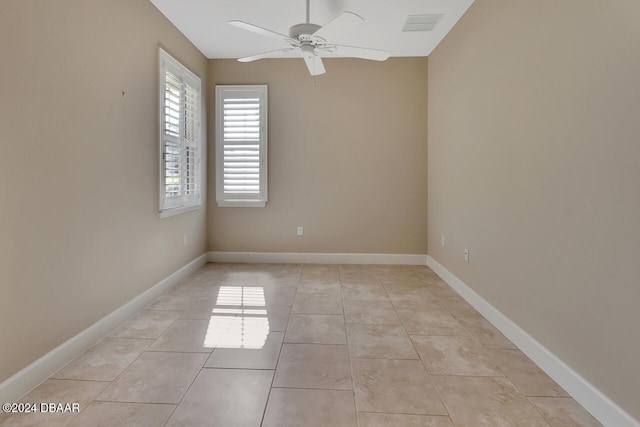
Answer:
208;251;428;265
0;253;208;404
426;255;639;427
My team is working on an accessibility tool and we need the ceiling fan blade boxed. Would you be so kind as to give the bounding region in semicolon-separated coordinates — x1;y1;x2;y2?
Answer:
228;20;294;43
313;12;363;40
238;48;298;62
303;55;326;76
318;44;390;61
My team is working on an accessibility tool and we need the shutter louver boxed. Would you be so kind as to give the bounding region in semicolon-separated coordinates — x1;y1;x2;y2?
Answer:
216;85;267;207
164;71;182;201
159;49;201;215
223;98;261;195
184;84;199;198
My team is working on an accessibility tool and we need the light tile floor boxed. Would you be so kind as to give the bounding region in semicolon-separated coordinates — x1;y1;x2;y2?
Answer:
1;263;603;426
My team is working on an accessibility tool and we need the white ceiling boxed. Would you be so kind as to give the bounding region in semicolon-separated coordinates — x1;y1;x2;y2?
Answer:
148;0;475;59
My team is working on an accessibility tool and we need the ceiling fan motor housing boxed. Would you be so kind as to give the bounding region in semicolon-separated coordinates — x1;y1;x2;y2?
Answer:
289;23;325;48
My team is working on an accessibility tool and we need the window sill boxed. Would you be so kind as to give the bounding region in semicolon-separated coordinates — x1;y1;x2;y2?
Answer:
216;200;266;208
159;204;200;218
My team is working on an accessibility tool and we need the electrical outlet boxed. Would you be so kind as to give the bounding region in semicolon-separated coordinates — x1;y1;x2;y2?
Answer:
464;248;469;262
183;235;188;246
297;226;304;236
441;235;445;247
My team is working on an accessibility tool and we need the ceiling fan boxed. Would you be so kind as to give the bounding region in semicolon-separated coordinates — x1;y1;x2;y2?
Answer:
228;0;391;76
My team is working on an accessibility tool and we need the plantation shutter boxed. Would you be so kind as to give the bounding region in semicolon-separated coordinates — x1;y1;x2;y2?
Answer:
159;49;201;214
183;83;199;203
216;86;268;206
162;70;182;208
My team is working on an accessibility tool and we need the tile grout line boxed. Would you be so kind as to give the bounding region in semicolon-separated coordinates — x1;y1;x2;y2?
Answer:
50;326;168;421
423;270;561;424
338;265;358;408
259;263;303;427
28;282;209;423
159;274;226;426
382;270;452;420
11;263;593;426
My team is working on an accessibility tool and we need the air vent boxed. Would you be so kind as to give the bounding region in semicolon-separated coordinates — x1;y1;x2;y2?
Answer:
401;14;444;32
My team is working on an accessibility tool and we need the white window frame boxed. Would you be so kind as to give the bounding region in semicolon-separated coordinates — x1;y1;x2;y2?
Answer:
158;48;202;218
215;85;268;207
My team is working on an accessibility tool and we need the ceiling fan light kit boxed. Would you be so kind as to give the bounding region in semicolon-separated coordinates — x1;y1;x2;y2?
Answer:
228;0;391;76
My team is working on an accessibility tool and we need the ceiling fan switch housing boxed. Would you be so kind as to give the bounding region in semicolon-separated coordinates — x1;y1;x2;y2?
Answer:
301;44;315;58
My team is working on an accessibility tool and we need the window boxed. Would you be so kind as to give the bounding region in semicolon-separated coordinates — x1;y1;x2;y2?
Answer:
159;48;202;217
215;85;268;207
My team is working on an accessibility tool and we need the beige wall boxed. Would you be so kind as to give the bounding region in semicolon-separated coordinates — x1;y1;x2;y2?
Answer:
428;0;640;420
0;0;207;383
208;58;428;254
